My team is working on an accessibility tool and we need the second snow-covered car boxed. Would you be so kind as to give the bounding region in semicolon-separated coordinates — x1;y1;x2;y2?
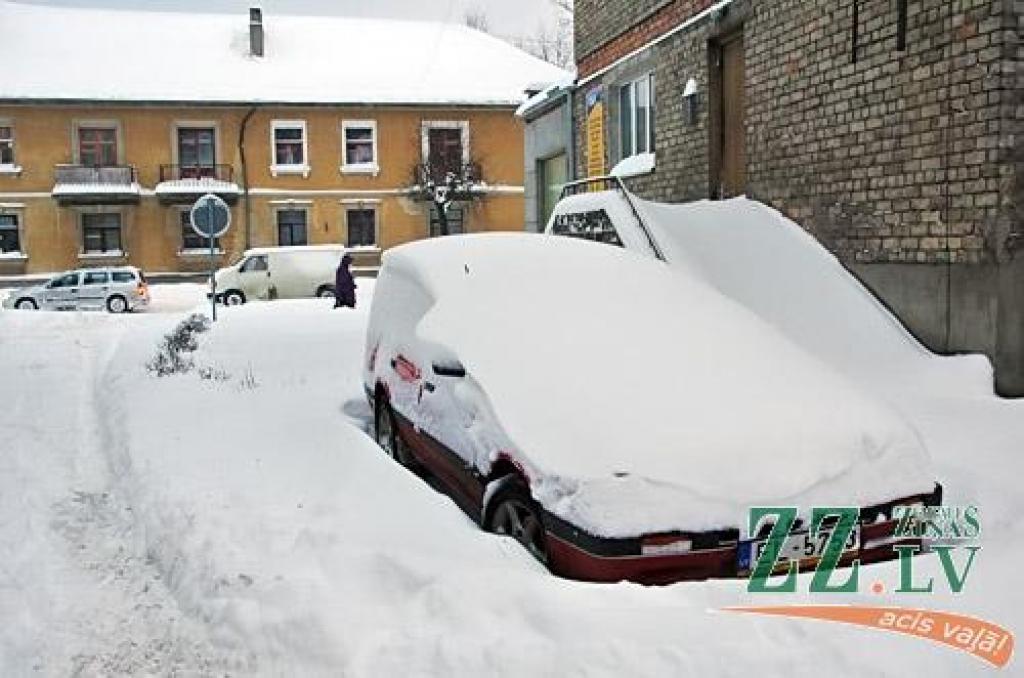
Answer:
3;266;149;313
363;233;941;584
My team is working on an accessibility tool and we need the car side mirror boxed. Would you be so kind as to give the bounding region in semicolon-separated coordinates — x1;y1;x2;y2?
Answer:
432;360;466;378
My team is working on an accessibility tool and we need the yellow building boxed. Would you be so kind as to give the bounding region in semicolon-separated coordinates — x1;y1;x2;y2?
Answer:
0;3;566;276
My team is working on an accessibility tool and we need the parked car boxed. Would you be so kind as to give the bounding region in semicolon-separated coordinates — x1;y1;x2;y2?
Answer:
2;266;149;313
363;232;941;584
213;245;345;305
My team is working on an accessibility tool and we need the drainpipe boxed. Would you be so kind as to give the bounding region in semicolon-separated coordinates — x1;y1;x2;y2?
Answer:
565;85;576;180
238;106;258;250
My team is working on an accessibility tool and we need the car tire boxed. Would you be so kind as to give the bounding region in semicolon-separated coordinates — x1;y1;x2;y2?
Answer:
14;298;37;310
486;478;549;565
316;285;336;299
374;397;417;469
223;290;246;306
106;295;128;314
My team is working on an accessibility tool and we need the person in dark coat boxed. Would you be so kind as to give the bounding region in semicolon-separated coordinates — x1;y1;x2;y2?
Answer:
334;254;357;309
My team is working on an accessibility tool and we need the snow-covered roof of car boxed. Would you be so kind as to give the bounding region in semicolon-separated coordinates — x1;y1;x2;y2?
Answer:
0;2;567;106
383;233;933;536
243;245;346;257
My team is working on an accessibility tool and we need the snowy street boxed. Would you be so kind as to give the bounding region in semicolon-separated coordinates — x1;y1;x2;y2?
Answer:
1;283;1021;676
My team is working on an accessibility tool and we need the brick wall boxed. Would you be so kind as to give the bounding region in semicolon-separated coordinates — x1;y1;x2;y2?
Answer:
575;0;669;62
574;0;1019;266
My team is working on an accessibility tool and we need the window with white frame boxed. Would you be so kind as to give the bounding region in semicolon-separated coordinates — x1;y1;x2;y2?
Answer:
341;120;378;173
618;74;655;159
346;208;376;247
421;121;469;183
0;125;15;166
271;121;309;175
0;213;20;253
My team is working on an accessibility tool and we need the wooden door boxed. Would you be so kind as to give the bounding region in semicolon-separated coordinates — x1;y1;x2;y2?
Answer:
719;33;746;197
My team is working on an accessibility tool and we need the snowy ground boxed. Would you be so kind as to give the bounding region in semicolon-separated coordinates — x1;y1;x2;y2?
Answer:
1;282;1022;676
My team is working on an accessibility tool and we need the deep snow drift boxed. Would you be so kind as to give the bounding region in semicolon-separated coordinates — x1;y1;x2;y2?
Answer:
0;282;1021;676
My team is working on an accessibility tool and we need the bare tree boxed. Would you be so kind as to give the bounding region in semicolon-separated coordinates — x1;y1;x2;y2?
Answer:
514;0;574;69
463;6;490;33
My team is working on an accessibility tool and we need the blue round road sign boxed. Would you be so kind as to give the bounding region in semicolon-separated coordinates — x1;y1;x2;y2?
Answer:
190;194;232;238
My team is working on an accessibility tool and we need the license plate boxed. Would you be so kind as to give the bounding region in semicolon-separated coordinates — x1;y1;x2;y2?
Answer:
738;524;860;573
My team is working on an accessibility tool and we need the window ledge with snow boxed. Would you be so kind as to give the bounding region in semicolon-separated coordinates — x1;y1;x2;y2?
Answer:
0;251;28;260
340;163;380;176
610;152;656;179
78;250;126;260
270;164;311;178
0;164;23;176
346;244;381;253
178;248;224;257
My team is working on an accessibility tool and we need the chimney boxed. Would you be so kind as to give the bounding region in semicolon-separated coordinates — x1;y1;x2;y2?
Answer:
249;7;264;57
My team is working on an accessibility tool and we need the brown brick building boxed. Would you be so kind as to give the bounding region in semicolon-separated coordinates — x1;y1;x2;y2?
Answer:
569;0;1023;395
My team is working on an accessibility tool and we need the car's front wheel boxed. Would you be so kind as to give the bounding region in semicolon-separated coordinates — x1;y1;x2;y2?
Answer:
106;295;128;313
14;298;37;310
487;478;549;565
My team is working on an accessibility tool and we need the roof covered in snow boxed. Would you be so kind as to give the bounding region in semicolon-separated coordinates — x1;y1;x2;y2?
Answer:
0;2;568;106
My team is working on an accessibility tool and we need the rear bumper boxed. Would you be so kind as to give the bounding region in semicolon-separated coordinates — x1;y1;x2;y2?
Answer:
542;484;943;585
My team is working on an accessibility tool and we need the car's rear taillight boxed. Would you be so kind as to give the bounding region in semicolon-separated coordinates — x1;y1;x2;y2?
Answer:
138;283;148;297
641;535;692;556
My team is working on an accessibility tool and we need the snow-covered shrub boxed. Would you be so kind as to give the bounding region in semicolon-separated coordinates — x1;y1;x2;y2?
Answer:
146;313;211;377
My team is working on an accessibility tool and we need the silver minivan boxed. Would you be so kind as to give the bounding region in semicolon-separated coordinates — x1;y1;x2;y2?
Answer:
2;266;150;313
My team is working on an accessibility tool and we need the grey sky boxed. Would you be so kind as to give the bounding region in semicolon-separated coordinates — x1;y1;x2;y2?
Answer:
11;0;565;41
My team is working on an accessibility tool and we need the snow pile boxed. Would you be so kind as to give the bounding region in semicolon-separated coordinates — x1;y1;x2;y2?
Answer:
1;282;1022;676
634;197;993;396
610;152;656;178
0;2;567;105
384;233;933;536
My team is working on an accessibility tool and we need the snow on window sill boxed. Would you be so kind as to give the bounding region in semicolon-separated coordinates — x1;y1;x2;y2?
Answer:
0;165;23;176
340;163;380;176
79;250;127;260
0;251;28;260
610;152;656;179
346;244;381;252
270;164;311;178
178;248;225;257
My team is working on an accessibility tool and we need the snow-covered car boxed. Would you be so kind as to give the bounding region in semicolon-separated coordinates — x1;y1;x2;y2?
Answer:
2;266;149;313
363;232;941;583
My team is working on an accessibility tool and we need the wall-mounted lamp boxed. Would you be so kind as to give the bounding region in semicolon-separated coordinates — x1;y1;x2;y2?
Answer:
682;78;700;126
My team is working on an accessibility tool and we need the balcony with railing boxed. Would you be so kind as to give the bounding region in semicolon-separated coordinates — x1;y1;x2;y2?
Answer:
51;164;141;205
156;164;240;204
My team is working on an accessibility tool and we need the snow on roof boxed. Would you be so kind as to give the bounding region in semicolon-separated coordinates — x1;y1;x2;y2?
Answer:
381;233;933;536
0;2;568;106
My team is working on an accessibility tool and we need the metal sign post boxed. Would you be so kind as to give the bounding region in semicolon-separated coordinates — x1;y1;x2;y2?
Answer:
190;193;232;322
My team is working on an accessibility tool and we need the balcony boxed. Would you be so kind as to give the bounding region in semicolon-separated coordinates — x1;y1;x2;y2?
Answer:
156;164;240;205
51;164;141;205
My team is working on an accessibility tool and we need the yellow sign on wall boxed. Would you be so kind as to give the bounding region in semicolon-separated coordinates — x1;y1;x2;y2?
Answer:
585;87;605;178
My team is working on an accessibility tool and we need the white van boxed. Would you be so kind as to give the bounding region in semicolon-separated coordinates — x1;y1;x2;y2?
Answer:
214;245;345;305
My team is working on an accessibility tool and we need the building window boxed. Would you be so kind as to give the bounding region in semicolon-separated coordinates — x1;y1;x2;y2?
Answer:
421;121;468;183
0;125;15;166
0;213;20;253
429;204;464;237
82;213;123;254
271;121;309;175
78;127;118;167
180;209;220;251
346;208;376;247
341;120;378;173
177;127;216;177
276;209;308;246
618;74;654;159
